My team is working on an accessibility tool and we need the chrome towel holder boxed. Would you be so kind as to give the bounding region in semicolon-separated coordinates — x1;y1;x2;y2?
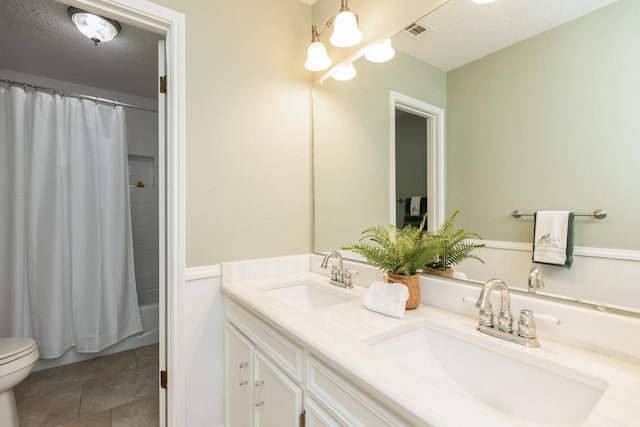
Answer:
511;209;607;219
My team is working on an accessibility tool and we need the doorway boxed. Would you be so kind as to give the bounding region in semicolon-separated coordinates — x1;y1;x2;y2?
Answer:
395;109;428;229
0;0;185;425
389;91;445;232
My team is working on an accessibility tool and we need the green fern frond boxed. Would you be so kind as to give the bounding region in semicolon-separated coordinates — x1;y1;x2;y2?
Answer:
429;210;485;269
343;213;437;276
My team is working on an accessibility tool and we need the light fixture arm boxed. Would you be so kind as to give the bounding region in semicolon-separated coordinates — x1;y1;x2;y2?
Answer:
310;17;335;42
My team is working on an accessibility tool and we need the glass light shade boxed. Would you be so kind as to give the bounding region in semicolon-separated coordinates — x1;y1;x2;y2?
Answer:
71;12;119;43
364;39;395;63
470;0;497;3
329;10;363;48
305;41;332;72
332;63;357;81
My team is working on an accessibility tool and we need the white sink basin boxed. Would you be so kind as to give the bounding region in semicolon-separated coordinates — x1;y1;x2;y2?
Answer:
263;281;358;311
366;320;606;425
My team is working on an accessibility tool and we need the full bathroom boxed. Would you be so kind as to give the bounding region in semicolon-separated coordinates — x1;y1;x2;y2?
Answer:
1;0;640;426
1;0;162;425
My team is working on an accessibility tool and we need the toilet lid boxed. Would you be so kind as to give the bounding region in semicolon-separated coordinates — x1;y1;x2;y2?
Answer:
0;337;38;365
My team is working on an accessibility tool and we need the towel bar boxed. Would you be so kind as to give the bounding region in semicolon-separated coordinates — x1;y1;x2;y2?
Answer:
511;209;607;219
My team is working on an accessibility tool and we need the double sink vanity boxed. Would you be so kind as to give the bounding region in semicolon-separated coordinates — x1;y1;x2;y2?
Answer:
221;254;640;426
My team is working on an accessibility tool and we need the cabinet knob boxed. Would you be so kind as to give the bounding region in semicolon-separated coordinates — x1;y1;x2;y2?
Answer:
255;379;264;388
254;400;264;408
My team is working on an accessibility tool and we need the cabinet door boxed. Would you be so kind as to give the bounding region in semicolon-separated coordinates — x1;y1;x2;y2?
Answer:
225;323;254;427
305;399;341;427
254;350;303;427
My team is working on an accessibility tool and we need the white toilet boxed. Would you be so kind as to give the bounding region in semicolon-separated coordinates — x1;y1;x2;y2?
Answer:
0;338;39;427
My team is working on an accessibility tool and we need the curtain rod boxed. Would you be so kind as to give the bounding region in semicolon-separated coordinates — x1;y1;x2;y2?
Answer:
0;78;158;113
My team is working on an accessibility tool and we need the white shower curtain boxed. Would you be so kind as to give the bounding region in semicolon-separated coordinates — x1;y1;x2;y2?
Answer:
0;85;142;358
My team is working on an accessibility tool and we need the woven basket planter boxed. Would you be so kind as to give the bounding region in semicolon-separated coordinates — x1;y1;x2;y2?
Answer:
385;273;420;309
424;267;455;278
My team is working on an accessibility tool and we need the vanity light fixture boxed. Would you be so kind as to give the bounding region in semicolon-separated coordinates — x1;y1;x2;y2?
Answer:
364;39;396;63
68;7;121;46
329;0;363;48
304;0;363;72
332;63;357;81
305;25;333;72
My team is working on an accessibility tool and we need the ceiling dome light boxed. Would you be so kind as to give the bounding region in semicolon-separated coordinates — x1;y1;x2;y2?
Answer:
470;0;498;4
305;25;332;72
68;7;121;46
332;63;357;81
365;39;395;63
329;0;363;48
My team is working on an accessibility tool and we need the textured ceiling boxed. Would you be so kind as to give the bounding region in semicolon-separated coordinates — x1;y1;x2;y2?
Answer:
393;0;618;72
0;0;163;99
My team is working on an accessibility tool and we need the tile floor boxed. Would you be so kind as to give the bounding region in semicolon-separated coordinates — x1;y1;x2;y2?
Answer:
15;344;159;426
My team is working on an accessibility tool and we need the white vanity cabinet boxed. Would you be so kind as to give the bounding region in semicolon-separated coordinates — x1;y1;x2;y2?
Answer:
304;399;341;427
225;323;254;427
224;299;415;427
306;356;412;427
225;301;304;427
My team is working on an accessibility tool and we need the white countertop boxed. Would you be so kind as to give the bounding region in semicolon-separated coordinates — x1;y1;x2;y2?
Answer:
221;266;640;427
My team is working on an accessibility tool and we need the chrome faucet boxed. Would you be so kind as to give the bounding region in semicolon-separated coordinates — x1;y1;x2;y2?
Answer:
476;279;513;332
528;267;545;294
320;251;355;288
475;278;539;347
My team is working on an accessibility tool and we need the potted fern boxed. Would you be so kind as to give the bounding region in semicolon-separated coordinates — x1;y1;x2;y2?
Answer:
343;215;440;309
425;210;485;277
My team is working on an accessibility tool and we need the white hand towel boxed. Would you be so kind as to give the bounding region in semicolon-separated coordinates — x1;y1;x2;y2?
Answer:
409;196;422;216
362;281;409;318
533;211;574;267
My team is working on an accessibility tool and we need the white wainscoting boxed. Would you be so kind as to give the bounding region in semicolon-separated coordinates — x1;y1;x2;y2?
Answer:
458;240;640;313
184;265;224;427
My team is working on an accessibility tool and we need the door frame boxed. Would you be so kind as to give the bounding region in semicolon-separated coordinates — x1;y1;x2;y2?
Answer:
63;0;186;425
389;91;445;232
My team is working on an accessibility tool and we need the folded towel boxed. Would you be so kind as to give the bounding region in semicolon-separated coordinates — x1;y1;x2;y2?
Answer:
409;196;422;216
362;281;409;318
533;211;574;268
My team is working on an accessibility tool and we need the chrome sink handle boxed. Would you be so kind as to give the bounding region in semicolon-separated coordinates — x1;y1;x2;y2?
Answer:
343;268;357;288
518;309;537;339
478;301;494;327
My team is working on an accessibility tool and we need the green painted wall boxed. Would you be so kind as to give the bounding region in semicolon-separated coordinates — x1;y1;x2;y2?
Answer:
150;0;313;266
314;49;446;252
447;0;640;249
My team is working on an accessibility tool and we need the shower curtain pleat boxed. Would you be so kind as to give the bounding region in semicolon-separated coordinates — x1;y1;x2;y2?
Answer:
0;86;142;358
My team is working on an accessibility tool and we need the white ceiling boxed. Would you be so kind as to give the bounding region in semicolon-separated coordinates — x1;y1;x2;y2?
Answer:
393;0;618;71
0;0;618;98
0;0;163;99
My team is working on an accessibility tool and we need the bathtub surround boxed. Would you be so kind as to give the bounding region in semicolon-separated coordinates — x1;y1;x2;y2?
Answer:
0;84;141;358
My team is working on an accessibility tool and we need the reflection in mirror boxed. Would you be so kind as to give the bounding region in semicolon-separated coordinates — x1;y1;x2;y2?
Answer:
313;0;640;312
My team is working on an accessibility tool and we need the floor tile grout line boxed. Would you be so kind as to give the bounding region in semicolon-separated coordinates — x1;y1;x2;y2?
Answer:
76;381;86;421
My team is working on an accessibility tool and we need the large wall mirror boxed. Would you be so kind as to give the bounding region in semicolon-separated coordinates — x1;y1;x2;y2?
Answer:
313;0;640;312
